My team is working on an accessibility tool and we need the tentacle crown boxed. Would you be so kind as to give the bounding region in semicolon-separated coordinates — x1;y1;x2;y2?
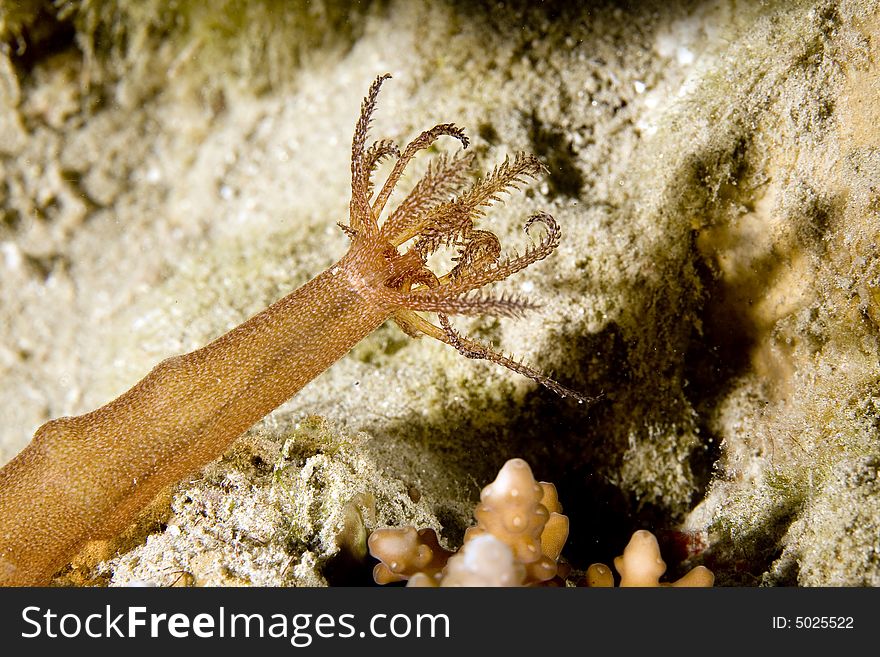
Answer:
344;74;587;403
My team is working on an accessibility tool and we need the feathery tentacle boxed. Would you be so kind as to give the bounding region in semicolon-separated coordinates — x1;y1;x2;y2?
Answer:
350;73;392;235
382;151;475;245
351;74;583;403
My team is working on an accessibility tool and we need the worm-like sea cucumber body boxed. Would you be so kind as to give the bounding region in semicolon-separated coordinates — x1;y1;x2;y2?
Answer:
0;75;583;585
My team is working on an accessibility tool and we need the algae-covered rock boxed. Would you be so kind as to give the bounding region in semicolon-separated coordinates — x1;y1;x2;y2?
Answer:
1;0;879;586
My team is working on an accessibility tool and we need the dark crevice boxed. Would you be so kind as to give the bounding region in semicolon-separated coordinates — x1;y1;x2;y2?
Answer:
323;549;376;587
525;111;584;200
5;5;78;75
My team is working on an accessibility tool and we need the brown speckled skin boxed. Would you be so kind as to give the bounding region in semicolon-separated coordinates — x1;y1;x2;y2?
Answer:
0;243;392;585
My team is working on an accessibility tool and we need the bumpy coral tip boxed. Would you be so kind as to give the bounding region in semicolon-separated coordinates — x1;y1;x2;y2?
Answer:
585;563;615;587
671;565;715;588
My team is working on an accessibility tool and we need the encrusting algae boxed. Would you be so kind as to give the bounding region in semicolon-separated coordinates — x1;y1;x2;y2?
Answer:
0;75;585;586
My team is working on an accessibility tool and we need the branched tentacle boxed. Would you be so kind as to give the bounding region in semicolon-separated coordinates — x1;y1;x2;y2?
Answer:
435;314;589;403
449;229;501;281
382;152;475;245
401;266;440;292
350;73;392;235
411;212;561;301
337;222;359;240
412;202;476;258
372;123;470;220
363;139;401;200
409;153;547;258
457;152;546;211
392;268;440;337
397;290;539;318
385;257;435;297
